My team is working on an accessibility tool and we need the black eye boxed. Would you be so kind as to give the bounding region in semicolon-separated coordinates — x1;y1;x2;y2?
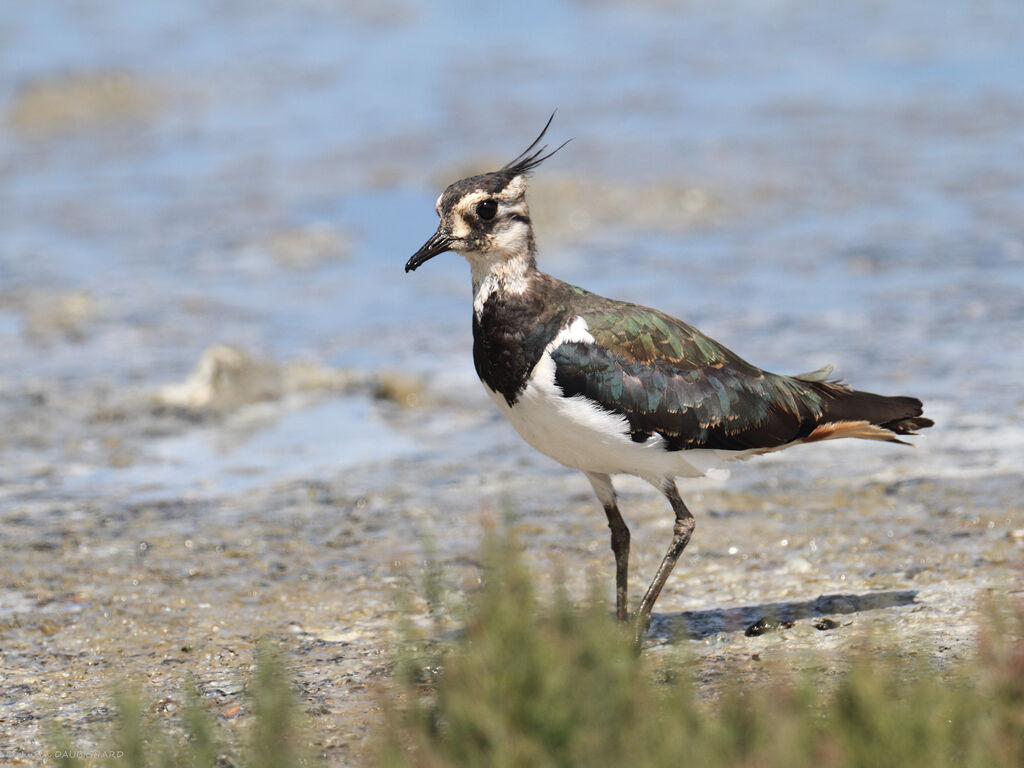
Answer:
476;199;498;221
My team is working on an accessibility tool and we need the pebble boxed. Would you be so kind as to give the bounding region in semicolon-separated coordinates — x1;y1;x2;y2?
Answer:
745;617;797;637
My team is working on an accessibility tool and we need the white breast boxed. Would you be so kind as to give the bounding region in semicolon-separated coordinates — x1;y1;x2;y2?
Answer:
482;316;744;484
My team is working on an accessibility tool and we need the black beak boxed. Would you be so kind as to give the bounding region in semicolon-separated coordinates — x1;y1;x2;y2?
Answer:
405;229;454;273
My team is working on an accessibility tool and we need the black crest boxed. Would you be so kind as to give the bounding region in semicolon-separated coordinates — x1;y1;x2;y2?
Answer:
500;111;573;178
435;112;572;209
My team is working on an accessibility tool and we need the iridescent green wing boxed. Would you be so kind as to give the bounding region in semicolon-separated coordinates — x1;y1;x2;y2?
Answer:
552;296;826;450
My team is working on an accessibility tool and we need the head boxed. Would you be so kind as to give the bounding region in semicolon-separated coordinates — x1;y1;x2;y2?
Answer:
405;113;569;273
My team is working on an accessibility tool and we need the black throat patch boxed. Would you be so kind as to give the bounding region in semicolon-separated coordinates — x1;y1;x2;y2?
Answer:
472;274;573;406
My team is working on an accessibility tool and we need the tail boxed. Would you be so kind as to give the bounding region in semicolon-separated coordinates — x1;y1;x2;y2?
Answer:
793;372;934;446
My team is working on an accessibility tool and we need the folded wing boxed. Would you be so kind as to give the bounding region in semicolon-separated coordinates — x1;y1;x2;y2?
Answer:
550;302;930;451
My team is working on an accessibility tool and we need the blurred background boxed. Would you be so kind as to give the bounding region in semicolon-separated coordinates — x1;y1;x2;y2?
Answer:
2;1;1024;761
1;0;1022;501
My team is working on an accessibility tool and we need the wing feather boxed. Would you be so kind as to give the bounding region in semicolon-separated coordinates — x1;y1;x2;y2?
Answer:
550;302;826;451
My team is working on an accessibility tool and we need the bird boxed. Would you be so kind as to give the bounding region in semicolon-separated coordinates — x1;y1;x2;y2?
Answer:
405;114;933;644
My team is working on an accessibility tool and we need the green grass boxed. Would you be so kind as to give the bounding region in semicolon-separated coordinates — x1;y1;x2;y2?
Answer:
50;536;1023;768
50;642;318;768
380;535;1024;768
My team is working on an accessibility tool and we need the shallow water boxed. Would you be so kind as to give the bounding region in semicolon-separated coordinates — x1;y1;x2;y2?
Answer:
1;0;1023;763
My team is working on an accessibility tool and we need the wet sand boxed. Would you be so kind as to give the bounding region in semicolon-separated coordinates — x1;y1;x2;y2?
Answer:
0;368;1021;764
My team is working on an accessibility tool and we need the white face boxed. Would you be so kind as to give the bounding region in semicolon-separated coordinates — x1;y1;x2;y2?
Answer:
407;173;536;275
443;175;532;258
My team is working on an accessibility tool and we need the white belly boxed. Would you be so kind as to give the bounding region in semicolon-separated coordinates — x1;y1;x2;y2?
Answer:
483;317;743;483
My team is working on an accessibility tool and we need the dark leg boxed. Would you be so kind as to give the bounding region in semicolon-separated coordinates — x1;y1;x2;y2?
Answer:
634;479;695;645
606;506;631;623
585;472;630;623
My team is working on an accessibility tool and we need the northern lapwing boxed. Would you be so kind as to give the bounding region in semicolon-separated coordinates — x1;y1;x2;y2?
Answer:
405;115;933;643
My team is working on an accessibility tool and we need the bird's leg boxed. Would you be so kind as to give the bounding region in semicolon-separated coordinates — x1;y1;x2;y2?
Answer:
634;479;695;645
585;472;630;623
605;506;631;623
